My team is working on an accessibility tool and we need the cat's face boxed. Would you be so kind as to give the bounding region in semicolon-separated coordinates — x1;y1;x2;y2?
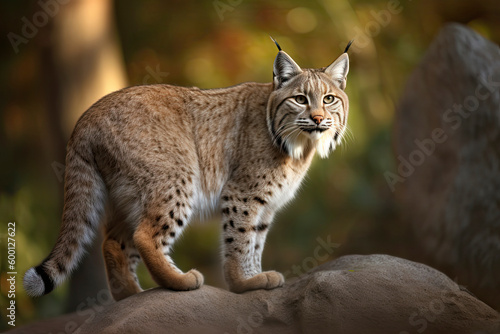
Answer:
267;51;349;160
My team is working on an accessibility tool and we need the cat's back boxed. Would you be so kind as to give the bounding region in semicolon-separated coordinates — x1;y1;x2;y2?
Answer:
76;84;191;130
68;84;201;154
67;82;272;168
73;82;271;135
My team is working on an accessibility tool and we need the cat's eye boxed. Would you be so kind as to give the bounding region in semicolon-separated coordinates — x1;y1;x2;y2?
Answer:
323;95;335;104
294;95;308;105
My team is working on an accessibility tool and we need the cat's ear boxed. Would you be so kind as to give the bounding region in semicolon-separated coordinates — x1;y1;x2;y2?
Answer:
273;51;302;89
324;53;349;90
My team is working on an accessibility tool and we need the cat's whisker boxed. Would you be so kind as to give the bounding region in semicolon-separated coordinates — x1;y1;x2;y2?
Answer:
341;125;354;147
272;125;290;147
273;123;298;148
281;127;302;147
335;125;353;155
290;128;304;143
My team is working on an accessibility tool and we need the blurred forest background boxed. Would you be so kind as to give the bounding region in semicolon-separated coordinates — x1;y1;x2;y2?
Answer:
1;0;499;329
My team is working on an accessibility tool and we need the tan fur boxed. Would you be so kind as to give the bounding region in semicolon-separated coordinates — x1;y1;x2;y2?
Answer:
102;238;142;301
23;48;350;298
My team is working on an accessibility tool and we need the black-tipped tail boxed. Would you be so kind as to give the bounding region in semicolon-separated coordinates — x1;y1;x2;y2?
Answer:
23;264;55;297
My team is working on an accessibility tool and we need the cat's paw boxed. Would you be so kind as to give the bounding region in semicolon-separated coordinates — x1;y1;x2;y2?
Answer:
261;270;285;289
164;269;204;291
229;271;284;293
186;269;204;290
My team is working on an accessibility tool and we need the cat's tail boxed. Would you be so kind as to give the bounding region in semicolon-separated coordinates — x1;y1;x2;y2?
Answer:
24;138;106;297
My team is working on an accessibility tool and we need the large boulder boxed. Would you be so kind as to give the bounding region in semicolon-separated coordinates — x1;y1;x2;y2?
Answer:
393;23;500;309
10;255;500;334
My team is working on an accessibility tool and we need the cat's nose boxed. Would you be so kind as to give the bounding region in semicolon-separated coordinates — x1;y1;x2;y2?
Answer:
312;115;324;124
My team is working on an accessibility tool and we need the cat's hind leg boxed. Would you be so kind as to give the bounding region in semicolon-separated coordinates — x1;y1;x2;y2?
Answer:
133;200;204;291
102;237;143;301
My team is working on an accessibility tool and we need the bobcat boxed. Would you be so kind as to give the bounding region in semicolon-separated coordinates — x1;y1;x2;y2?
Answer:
24;40;351;300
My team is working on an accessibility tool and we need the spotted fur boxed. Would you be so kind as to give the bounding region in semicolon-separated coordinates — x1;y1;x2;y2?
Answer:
23;46;350;299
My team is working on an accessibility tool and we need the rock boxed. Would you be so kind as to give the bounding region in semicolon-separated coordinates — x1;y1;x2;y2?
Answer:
10;255;500;334
394;23;500;310
6;312;88;334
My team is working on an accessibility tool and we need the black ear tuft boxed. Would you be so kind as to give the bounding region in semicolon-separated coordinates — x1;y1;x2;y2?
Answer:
270;36;282;51
344;40;354;53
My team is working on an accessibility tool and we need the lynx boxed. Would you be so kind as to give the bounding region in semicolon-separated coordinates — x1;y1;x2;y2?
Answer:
24;41;351;300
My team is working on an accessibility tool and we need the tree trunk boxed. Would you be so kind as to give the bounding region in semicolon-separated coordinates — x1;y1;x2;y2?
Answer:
41;0;127;311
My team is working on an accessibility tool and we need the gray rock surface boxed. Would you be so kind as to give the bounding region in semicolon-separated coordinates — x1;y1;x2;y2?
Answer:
11;255;500;334
394;23;500;310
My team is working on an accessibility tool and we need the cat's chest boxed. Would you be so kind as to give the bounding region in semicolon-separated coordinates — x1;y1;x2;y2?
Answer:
264;169;307;211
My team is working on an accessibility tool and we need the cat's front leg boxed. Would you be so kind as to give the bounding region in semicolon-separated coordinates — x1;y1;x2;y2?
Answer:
220;198;283;293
